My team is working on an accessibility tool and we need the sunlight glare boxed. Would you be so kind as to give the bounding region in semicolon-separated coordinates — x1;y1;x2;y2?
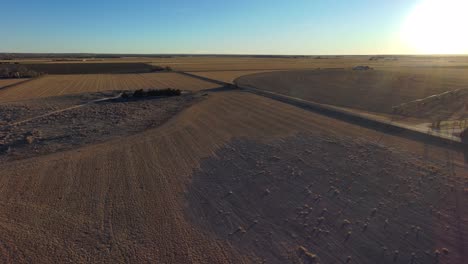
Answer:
402;0;468;54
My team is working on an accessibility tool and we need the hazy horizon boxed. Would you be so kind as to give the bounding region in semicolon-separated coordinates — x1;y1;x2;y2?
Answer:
2;0;468;55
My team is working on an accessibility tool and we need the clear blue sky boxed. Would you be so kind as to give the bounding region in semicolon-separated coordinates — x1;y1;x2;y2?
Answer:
0;0;432;54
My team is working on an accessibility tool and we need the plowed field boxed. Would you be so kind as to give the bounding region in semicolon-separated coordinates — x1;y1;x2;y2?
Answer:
0;79;29;89
0;91;466;263
0;73;218;102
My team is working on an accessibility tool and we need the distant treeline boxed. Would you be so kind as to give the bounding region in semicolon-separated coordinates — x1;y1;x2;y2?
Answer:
122;88;182;99
4;63;172;75
0;54;176;60
0;64;41;78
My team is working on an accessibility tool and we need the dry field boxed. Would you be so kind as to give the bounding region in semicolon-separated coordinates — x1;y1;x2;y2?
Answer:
20;63;156;74
148;56;382;72
187;70;280;84
0;91;199;162
146;56;468;71
0;90;466;263
0;79;29;89
4;55;468;72
0;56;468;263
0;73;218;102
394;89;468;121
236;68;468;115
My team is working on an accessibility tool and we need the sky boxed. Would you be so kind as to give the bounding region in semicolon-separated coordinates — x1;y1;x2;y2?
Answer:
1;0;467;55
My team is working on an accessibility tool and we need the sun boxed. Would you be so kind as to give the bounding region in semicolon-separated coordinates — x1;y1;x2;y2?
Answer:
401;0;468;54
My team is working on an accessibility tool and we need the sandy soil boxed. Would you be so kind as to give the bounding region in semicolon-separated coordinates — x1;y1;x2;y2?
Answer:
0;89;466;263
236;68;468;114
0;73;219;103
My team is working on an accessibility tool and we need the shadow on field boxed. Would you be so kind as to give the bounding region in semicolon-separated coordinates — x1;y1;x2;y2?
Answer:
185;133;467;263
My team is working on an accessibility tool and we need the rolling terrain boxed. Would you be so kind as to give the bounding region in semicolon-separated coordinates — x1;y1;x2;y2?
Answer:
0;89;467;263
1;56;468;263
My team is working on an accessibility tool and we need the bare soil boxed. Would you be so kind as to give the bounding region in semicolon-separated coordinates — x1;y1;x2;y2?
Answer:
0;90;465;263
5;55;468;72
188;70;280;84
394;89;468;121
236;68;468;114
18;63;156;74
186;133;467;263
0;91;199;162
1;55;468;263
0;73;219;103
0;78;29;89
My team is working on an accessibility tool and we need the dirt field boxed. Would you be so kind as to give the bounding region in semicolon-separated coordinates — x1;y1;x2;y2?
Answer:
187;133;467;264
5;55;468;72
19;63;156;74
394;89;468;120
236;68;468;114
0;91;199;162
0;73;218;102
188;70;279;84
0;79;30;89
145;56;468;71
0;89;466;263
1;56;468;263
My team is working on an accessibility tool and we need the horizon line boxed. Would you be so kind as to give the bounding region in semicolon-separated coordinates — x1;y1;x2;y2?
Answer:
1;52;468;57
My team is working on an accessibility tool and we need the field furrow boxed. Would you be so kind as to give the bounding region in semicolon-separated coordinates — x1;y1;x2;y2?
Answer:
0;79;30;89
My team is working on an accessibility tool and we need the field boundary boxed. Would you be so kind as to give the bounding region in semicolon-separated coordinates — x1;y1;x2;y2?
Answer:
234;82;467;149
177;71;464;150
176;71;231;86
184;67;345;72
0;77;41;92
3;94;122;128
17;62;158;75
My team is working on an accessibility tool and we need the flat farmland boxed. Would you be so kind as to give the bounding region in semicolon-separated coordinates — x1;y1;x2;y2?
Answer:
236;68;468;114
188;70;280;84
0;73;218;102
5;55;468;72
20;63;156;74
146;56;468;71
150;57;360;71
0;79;30;89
